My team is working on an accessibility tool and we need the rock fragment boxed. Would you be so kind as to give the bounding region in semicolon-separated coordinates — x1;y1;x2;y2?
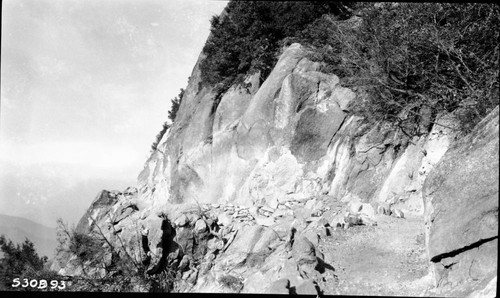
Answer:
292;235;317;266
194;219;207;233
360;203;376;219
218;212;233;226
348;200;363;214
255;215;275;227
295;279;318;295
267;278;290;294
174;214;189;227
392;208;405;218
377;205;388;215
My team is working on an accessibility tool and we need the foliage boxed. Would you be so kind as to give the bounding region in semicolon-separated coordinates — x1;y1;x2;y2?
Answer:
151;88;185;152
294;3;499;135
199;1;354;96
55;218;175;292
0;235;58;291
168;88;184;123
55;219;109;278
151;122;170;152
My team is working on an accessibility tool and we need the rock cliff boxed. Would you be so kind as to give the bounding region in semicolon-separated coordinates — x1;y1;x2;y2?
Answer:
53;42;498;296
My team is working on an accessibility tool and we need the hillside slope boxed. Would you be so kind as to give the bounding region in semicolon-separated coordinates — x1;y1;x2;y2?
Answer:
0;214;57;259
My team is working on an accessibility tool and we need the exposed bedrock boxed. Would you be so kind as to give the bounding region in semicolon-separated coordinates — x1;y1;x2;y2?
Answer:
423;106;499;295
54;42;499;296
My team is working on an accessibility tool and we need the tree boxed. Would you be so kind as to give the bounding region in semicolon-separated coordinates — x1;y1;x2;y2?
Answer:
151;88;185;152
199;1;355;96
0;235;56;291
168;88;184;123
151;122;170;152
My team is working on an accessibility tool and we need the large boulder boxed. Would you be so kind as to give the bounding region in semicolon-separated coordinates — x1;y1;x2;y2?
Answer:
220;225;278;268
423;106;499;293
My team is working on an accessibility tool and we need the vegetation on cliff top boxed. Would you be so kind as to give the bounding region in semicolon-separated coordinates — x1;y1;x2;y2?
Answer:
200;1;499;135
200;1;353;94
152;2;498;151
151;88;185;152
296;2;499;135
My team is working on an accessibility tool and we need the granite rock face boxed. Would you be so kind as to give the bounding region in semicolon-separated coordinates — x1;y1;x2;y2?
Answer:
137;43;358;209
423;106;499;294
53;41;499;296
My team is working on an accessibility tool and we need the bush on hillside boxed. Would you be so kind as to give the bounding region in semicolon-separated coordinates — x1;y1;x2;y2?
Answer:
294;3;499;135
55;218;177;292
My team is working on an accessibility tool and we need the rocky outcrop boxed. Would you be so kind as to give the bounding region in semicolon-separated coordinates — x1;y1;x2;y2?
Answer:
423;106;499;296
135;43;448;219
53;39;498;296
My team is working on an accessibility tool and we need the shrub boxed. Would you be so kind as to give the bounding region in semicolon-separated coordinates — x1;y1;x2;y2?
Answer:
55;219;111;278
295;3;499;135
55;218;177;292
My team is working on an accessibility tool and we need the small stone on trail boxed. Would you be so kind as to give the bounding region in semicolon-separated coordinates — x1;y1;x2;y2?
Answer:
194;219;207;233
393;209;405;218
360;216;377;226
360;203;376;219
349;201;363;214
377;205;387;215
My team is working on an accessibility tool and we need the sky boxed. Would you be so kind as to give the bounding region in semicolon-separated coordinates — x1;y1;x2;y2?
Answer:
0;0;228;227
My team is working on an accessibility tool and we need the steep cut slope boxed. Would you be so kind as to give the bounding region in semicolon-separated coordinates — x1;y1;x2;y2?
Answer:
53;41;498;295
423;106;499;297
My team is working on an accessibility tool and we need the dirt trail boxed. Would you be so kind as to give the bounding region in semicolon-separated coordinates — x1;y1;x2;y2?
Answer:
317;214;435;296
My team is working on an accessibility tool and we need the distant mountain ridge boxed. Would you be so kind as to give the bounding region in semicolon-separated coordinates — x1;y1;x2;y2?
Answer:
0;213;57;259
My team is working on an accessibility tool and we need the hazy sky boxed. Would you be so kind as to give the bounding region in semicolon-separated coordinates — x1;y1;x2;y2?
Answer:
0;0;228;227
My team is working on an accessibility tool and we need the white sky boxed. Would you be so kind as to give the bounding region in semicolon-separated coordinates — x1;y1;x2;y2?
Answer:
0;0;228;227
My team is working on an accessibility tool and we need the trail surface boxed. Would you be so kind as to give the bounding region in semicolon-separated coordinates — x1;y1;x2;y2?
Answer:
317;214;434;296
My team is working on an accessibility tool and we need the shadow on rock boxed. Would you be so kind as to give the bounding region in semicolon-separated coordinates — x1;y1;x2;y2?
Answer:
316;256;335;274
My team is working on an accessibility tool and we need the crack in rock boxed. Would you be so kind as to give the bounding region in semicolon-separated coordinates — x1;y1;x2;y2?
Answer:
430;235;498;263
